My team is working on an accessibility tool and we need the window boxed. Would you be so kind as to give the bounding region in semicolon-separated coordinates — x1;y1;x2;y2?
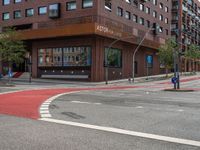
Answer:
117;7;123;17
82;0;93;8
38;47;92;67
105;0;112;11
38;6;47;15
3;0;10;5
159;3;163;9
145;7;150;14
49;3;60;18
153;11;157;18
139;4;144;11
139;17;144;25
125;0;131;4
26;8;34;17
67;1;77;11
152;0;157;5
165;6;168;12
159;14;163;21
133;14;138;23
146;20;150;28
2;12;10;20
52;48;63;66
38;49;53;66
165;18;168;24
105;48;122;68
159;26;163;33
63;47;91;66
14;0;21;3
14;10;21;19
125;11;131;20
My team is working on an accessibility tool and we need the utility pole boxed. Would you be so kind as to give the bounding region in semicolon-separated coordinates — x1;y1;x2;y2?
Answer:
176;0;182;89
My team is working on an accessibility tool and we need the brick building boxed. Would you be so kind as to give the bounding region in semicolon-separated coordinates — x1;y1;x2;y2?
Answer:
0;0;171;81
172;0;200;72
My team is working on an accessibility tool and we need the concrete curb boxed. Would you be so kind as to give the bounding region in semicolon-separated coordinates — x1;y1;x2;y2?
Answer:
163;89;195;92
0;72;199;86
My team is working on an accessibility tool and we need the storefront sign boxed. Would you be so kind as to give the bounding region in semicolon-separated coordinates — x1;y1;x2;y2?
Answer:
96;24;122;38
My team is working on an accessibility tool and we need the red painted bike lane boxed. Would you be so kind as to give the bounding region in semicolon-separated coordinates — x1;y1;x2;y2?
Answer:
0;89;76;119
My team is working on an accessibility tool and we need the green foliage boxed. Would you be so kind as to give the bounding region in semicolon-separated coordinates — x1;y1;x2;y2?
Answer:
184;44;200;60
158;38;178;69
0;28;26;66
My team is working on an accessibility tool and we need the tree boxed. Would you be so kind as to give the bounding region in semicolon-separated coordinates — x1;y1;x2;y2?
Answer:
158;38;178;77
0;28;26;82
184;44;200;72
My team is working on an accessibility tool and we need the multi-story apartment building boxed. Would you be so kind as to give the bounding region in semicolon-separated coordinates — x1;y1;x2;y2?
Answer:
172;0;200;72
0;0;171;81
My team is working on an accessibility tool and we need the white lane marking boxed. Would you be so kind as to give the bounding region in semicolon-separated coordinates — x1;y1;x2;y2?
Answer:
136;106;144;109
41;104;49;107
40;107;48;110
71;101;102;105
94;103;102;105
41;114;52;118
39;91;80;118
43;102;51;105
177;109;184;112
39;118;200;147
71;101;90;104
40;110;50;114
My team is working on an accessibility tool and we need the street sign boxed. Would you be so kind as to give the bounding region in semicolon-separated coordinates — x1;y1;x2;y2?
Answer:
146;55;152;64
171;77;178;84
146;55;153;68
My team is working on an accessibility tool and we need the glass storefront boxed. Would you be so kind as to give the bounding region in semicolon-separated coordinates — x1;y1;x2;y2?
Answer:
38;46;91;67
104;48;122;68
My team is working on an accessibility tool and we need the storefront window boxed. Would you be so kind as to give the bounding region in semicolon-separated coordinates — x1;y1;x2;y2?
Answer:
63;46;91;66
105;48;122;68
38;46;91;67
38;49;44;66
53;48;62;66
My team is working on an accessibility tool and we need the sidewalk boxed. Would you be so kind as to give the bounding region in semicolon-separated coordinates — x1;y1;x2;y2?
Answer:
1;72;199;86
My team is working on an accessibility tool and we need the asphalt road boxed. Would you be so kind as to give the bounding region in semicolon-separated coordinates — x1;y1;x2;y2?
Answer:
0;75;200;150
0;115;198;150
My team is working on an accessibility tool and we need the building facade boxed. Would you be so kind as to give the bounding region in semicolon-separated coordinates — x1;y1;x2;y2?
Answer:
0;0;171;81
172;0;200;72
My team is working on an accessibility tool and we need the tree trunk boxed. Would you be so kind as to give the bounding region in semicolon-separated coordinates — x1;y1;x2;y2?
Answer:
165;67;168;77
193;59;195;73
184;58;187;73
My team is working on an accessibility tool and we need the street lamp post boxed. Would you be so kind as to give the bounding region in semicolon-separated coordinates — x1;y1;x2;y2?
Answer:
28;55;32;83
105;26;156;84
105;36;134;84
132;27;154;83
